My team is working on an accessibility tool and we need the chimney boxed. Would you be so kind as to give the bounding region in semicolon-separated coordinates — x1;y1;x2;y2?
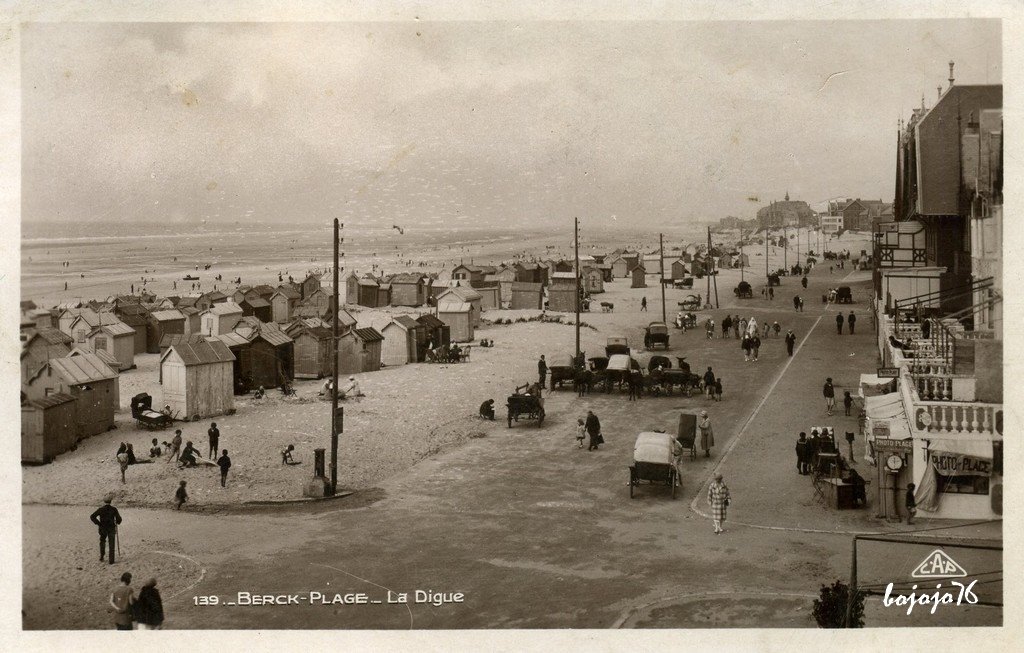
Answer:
937;86;942;100
920;95;925;111
948;60;955;89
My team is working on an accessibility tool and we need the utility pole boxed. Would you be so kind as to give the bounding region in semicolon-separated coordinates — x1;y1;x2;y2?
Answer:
740;233;745;282
574;217;580;363
783;224;788;269
659;233;666;323
708;226;719;308
330;218;341;495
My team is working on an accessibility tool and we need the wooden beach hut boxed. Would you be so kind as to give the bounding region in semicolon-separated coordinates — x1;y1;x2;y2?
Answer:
582;267;604;294
195;290;228;312
86;321;136;370
417;314;450;350
301;273;321;300
376;282;392;308
547;272;579;312
238;297;273;323
670;259;689;280
217;326;294;393
380;316;420;367
179;307;201;335
159;339;235;420
609;256;630;279
285;322;333;379
356;277;379;307
336;328;384;375
389;274;425;307
24;353;119;439
437;286;482;326
510;282;543;310
344;272;360;305
200;302;243;336
21;329;73;380
21;393;78;464
437;302;474;342
147;309;186;354
271;286;302;323
476;285;500;311
631;265;647;288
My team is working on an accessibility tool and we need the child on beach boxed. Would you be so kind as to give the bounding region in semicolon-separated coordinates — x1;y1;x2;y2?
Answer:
174;481;188;510
576;418;586;449
843;391;853;416
714;378;723;402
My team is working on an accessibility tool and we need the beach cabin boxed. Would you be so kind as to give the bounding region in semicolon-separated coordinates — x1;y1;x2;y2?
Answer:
24;353;119;440
376;282;392;308
179;307;201;335
336;328;384;375
389;274;425;307
380;316;421;366
217;327;294;394
343;272;360;305
451;264;487;287
21;328;73;380
300;287;329;313
427;278;451;306
608;256;630;279
476;285;501;311
28;308;57;331
147;309;186;354
547;272;579;312
642;254;662;276
159;339;235;420
285;322;333;378
301;274;321;300
417;314;450;350
86;321;136;370
58;307;98;337
68;345;120;373
158;333;207;354
195;290;228;312
357;277;379;308
200;302;243;336
583;267;604;294
510;282;543;310
631;265;647;288
271;286;302;323
21;393;78;464
670;259;689;280
231;286;253;304
238;297;273;323
436;286;483;326
437;302;475;342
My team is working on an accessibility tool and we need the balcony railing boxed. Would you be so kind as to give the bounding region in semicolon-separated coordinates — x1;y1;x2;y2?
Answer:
901;369;1001;437
912;373;976;401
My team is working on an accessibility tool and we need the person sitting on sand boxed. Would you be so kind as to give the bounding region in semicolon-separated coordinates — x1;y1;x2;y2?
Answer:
149;439;162;458
178;441;199;468
339;376;362;399
479;399;495;421
319;378;334;396
281;444;301;465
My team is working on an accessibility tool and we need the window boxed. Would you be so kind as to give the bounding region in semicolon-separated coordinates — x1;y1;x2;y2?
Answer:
76;329;86;343
93;336;107;351
937;475;989;495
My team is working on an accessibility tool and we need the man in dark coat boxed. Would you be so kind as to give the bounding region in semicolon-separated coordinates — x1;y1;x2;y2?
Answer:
721;314;732;338
207;422;220;460
703;367;716;396
801;275;808;289
793;295;800;311
847;311;856;334
795;432;809;475
90;493;122;564
785;329;797;356
538;355;547;388
585;410;601;451
835;312;844;334
134;578;165;630
479;399;495;420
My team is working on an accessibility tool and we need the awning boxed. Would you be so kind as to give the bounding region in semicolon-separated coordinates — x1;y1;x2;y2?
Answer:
859;374;897;398
927;438;993;459
864;392;913;441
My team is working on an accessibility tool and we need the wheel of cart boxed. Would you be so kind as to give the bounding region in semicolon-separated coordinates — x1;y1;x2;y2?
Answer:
629;432;679;499
506;387;546;428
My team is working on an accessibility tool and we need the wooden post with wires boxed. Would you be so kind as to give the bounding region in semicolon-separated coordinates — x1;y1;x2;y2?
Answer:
574;217;580;363
330;218;341;495
707;226;719;308
659;233;666;323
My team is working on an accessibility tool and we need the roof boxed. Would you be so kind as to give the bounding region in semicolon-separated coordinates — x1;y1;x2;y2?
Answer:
21;300;37;311
90;321;136;337
257;327;293;347
205;302;243;316
203;290;228;301
32;327;73;346
46;353;118;384
439;286;482;301
353;327;384;343
216;332;251;349
290;323;333;339
392;315;421;330
389;273;424;284
179;306;200;316
275;285;302;299
357;278;379;287
437;301;473;313
175;296;199;308
242;297;271;309
150;309;185;322
252;284;276;296
71;346;119;368
164;339;236;365
417;314;446;328
26;392;76;410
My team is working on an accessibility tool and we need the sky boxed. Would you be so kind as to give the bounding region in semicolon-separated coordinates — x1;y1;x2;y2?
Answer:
21;19;1001;230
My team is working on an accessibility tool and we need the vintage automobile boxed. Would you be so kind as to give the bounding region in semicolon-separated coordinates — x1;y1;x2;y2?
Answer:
629;431;679;499
643;322;670;350
835;286;854;304
734;281;753;299
506;384;545;428
605;336;630;357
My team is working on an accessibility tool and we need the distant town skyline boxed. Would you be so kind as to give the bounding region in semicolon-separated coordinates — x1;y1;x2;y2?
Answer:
22;20;1001;229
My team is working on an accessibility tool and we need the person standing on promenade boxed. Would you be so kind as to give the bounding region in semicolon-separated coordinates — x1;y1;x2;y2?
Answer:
795;433;809;474
698;411;715;457
166;430;182;464
785;329;796;356
751;334;761;361
207;422;220;460
707;472;731;534
133;578;164;630
217;450;231;487
537;355;547;389
799;296;804;312
640;296;647;312
768;285;774;300
721;314;732;338
823;377;836;416
793;295;800;311
835;312;844;335
905;483;917;524
174;481;188;510
109;572;135;630
703;367;716;397
585;410;602;451
732;315;740;339
90;493;122;564
713;377;723;402
801;275;808;289
848;311;857;334
843;390;853;417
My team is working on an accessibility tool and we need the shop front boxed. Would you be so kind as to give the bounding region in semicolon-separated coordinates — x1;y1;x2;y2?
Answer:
912;436;1002;520
863;391;914;521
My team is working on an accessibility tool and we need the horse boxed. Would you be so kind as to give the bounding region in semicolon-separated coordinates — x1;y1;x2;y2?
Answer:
574;369;593;396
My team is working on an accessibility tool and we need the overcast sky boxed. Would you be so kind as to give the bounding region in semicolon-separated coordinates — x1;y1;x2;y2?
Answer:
21;19;1001;229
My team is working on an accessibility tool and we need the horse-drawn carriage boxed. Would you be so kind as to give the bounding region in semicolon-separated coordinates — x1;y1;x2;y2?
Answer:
673;312;697;330
549;353;583;391
506;384;545;427
734;281;753;299
643;322;670;350
677;294;702;311
672;277;694;289
767;272;781;287
835;286;854;304
425;344;468;364
130;393;173;430
604;353;639;393
629;432;678;499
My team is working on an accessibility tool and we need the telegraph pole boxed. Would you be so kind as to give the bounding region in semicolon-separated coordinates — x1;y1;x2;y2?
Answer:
659;233;666;323
708;226;719;308
783;225;788;269
330;218;341;495
574;217;580;362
